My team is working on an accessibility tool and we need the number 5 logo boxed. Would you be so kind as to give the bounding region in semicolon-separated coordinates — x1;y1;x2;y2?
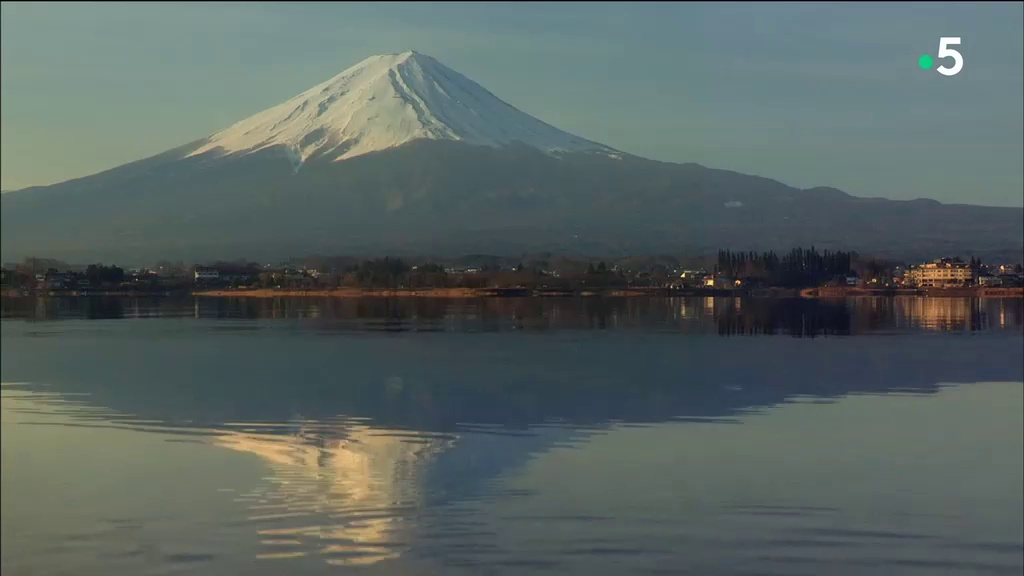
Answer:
937;37;963;76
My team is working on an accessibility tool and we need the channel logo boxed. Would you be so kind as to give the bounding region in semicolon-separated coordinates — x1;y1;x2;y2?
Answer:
918;37;964;76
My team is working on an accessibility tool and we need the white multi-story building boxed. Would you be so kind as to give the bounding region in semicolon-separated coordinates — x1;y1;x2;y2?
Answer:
907;259;974;287
194;267;220;282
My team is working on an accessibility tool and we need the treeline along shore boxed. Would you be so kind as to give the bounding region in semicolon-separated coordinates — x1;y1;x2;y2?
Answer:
3;246;1023;300
8;284;1023;301
191;287;1024;299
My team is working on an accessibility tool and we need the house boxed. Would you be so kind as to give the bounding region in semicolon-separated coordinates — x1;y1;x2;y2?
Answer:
43;270;73;290
1;269;30;289
845;275;861;286
194;267;221;282
194;265;260;286
977;275;1002;287
703;276;735;289
131;269;160;284
222;270;255;283
996;273;1024;287
676;270;707;288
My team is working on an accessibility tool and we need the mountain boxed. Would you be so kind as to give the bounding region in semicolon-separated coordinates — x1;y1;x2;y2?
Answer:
188;51;616;168
2;51;1021;265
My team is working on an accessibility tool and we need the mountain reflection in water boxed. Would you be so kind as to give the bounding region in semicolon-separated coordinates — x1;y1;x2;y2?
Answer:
2;296;1022;574
214;423;455;566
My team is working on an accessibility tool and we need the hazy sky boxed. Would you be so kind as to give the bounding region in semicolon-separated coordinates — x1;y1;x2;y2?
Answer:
2;2;1022;206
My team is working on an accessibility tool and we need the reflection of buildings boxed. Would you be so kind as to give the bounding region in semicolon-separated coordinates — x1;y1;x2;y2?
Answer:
213;423;455;567
894;297;980;331
671;297;704;320
5;294;1023;335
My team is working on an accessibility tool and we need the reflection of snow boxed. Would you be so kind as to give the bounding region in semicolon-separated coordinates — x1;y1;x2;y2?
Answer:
213;423;456;567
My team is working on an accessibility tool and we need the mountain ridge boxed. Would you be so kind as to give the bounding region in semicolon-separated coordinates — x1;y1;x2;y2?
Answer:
2;51;1021;265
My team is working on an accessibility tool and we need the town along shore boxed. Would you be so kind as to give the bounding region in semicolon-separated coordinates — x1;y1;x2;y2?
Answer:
190;286;1024;299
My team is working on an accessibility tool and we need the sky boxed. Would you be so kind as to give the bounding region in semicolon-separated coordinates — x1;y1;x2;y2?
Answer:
1;2;1022;207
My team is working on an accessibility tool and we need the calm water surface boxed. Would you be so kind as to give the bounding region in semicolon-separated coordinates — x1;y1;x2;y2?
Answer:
2;296;1023;575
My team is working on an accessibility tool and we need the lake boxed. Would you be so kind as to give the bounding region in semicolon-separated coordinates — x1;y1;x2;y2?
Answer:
2;296;1023;575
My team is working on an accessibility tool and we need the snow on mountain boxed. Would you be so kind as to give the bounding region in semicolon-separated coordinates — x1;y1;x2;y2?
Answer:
189;51;616;167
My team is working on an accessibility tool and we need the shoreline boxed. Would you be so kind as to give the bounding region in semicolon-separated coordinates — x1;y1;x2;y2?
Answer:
801;286;1024;299
3;286;1022;299
194;286;1024;299
190;287;656;299
194;287;483;299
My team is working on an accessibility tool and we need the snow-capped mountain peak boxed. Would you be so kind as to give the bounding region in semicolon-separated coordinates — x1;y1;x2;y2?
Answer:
189;51;615;166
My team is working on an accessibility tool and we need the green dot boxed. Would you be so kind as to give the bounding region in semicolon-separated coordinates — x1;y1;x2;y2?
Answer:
918;54;933;70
